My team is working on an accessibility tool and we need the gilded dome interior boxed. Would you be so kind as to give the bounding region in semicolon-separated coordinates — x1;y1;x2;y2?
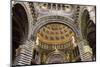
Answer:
37;23;75;45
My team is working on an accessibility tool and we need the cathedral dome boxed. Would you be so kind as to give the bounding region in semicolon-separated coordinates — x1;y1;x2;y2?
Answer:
37;23;75;45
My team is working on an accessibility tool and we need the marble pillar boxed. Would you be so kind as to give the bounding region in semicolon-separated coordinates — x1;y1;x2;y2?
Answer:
78;39;93;61
14;40;34;65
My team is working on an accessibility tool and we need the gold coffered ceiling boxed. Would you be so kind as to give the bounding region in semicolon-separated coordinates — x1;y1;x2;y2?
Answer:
37;23;75;44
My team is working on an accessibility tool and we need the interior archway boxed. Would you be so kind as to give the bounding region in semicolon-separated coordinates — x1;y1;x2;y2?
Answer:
47;54;65;64
12;4;29;61
31;23;80;64
31;16;80;40
81;9;96;60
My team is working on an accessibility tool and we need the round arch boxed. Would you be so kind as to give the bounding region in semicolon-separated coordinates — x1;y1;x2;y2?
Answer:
80;8;96;60
31;16;80;40
12;3;29;61
12;2;34;39
46;50;66;63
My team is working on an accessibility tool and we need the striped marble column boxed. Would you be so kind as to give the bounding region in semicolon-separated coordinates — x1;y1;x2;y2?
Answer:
14;40;35;65
78;39;93;61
